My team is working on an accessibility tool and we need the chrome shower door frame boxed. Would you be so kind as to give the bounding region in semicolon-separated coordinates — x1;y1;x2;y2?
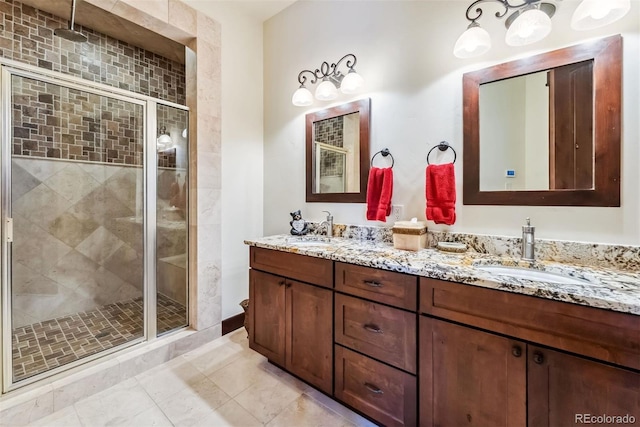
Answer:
0;60;188;393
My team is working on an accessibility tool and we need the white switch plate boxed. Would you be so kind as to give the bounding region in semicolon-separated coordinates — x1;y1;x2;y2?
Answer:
391;205;404;221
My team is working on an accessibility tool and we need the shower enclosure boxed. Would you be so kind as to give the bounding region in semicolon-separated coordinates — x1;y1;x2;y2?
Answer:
0;61;189;390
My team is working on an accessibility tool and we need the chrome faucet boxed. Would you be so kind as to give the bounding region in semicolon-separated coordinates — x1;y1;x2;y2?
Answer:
319;210;333;238
521;217;535;262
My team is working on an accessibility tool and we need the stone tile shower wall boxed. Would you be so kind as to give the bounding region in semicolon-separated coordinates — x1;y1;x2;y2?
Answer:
316;116;344;177
11;157;144;328
13;76;144;164
0;0;185;105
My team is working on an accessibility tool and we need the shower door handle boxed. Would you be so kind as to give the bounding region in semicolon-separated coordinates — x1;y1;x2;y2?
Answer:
5;217;12;243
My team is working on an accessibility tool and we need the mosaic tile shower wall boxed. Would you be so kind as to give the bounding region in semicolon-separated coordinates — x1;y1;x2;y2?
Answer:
315;116;344;177
13;76;144;164
0;0;185;105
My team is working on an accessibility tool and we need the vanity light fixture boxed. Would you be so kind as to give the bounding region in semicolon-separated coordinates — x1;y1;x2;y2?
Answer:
454;0;557;58
157;126;173;151
571;0;631;31
291;54;364;107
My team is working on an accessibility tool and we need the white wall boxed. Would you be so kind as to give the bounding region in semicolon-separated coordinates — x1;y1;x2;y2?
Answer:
183;0;265;318
264;0;640;245
479;77;527;191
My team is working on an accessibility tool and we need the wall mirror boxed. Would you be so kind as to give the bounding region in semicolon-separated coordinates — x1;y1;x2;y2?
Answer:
463;35;621;206
306;98;370;202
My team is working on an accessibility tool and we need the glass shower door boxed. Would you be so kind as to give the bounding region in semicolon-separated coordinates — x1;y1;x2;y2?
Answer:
6;73;146;382
155;104;188;335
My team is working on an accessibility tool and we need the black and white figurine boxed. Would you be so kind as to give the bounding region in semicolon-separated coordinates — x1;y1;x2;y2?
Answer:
289;210;309;235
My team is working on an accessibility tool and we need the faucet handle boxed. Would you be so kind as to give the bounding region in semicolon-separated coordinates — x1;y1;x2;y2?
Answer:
322;210;332;220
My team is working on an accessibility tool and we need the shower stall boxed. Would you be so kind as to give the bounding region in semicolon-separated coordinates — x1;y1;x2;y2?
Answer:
0;61;189;390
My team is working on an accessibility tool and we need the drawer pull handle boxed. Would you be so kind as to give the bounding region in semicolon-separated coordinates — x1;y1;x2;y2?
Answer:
364;280;383;288
364;382;384;394
533;351;545;365
363;324;383;334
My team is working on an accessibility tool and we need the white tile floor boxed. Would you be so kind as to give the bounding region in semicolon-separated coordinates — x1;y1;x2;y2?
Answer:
27;328;378;427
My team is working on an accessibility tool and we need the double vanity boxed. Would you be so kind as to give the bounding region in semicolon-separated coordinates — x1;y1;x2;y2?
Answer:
245;232;639;427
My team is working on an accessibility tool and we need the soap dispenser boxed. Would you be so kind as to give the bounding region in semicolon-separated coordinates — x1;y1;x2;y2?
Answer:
521;217;535;262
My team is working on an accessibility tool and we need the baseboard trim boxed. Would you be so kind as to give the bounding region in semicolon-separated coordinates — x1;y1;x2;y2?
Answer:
222;312;245;335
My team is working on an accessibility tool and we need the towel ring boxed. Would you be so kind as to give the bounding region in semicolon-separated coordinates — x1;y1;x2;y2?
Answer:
371;148;394;168
427;141;456;165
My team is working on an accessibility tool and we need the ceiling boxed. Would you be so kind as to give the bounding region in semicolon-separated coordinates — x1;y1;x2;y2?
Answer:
180;0;297;22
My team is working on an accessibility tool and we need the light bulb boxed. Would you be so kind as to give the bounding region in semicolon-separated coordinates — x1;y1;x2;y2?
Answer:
506;8;552;46
340;71;364;94
291;86;313;106
571;0;631;31
453;24;491;58
315;79;338;101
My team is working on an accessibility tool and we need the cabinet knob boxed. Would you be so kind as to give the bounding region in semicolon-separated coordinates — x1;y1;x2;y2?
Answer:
364;280;383;288
511;345;522;358
364;382;384;394
278;281;285;286
533;351;545;364
363;324;383;334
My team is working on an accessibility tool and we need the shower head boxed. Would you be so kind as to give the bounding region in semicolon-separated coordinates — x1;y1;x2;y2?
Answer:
54;0;87;43
54;28;88;43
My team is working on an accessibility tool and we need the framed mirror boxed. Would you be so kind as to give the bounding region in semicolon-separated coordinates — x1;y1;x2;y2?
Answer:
463;35;621;206
306;98;370;203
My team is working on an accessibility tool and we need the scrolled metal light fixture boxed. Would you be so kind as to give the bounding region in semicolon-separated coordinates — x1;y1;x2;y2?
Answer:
454;0;555;58
454;0;632;58
291;54;364;107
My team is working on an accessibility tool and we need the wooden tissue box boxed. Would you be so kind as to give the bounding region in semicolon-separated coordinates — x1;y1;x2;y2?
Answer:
392;221;427;251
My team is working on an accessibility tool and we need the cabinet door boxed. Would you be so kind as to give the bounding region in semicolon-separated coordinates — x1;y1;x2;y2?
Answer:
249;269;286;366
528;345;640;427
286;280;333;394
419;317;526;427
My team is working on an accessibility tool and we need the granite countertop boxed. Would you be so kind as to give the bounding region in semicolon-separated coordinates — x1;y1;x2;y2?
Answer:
245;235;640;315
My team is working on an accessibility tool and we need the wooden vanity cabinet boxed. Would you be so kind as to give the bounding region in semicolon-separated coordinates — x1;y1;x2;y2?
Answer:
249;248;333;394
249;246;639;426
419;277;640;427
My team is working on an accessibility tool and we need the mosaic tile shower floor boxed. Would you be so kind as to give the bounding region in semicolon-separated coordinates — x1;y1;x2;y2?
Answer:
11;294;186;382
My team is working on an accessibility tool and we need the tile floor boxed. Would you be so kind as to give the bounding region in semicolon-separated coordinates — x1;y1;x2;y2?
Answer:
25;328;378;427
12;295;186;381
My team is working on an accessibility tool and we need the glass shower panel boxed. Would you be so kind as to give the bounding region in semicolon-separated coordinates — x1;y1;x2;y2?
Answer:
9;75;145;381
156;104;188;335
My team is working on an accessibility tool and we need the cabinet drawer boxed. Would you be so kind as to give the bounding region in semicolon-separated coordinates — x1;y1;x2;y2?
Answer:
335;293;416;373
250;247;333;288
335;345;416;427
335;262;417;310
420;277;640;370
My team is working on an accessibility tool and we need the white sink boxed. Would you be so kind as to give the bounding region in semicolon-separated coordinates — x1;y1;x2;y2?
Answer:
477;265;591;285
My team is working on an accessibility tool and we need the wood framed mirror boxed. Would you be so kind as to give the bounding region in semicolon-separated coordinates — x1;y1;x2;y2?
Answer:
306;98;370;203
463;35;622;206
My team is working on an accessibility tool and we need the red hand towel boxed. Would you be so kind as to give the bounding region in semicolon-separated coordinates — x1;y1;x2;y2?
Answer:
366;167;393;222
426;163;456;225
